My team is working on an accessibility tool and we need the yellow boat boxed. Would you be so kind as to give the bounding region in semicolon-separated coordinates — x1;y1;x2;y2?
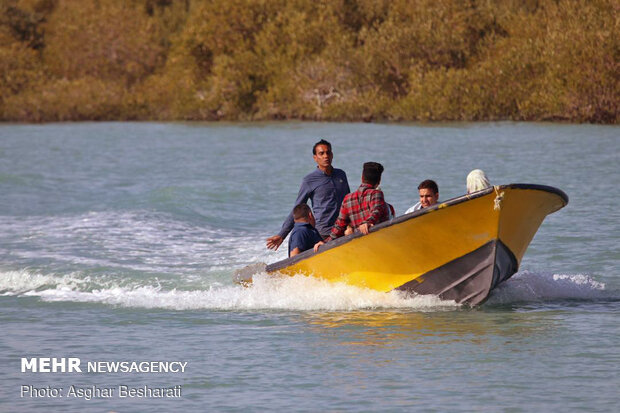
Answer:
262;184;568;306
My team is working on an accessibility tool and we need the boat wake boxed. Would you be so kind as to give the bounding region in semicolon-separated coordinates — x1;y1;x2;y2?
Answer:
0;268;612;311
0;269;453;311
486;270;609;305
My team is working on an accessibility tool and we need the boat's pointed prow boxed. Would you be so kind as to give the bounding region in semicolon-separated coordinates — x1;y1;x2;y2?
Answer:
395;239;518;306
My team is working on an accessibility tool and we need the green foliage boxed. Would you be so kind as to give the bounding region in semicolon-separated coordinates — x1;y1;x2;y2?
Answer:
394;0;618;122
42;0;168;84
0;0;617;122
2;77;127;121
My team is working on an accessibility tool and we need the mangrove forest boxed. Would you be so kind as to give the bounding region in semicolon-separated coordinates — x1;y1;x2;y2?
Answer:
0;0;617;123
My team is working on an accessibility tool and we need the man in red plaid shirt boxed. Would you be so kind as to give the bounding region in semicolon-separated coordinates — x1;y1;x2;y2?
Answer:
314;162;389;251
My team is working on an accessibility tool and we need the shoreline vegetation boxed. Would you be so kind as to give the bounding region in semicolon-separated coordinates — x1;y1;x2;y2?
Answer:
1;0;617;123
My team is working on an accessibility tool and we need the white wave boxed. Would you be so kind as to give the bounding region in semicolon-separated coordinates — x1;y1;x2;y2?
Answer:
486;271;607;304
1;269;454;311
0;269;95;295
2;269;610;310
0;211;284;273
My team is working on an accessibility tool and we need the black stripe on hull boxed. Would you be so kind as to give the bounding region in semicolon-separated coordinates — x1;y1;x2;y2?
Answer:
395;240;518;306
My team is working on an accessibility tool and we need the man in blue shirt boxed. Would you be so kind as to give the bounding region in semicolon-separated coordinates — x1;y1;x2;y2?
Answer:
266;139;350;251
288;204;324;257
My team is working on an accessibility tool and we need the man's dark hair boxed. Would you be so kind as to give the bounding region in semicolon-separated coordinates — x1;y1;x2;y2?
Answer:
418;179;439;194
362;162;384;186
312;139;332;155
293;203;312;220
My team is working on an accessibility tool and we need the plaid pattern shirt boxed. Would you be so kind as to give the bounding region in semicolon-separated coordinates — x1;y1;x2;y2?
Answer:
330;183;389;239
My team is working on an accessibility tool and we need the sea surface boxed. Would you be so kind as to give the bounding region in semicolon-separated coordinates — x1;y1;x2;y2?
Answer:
1;122;618;412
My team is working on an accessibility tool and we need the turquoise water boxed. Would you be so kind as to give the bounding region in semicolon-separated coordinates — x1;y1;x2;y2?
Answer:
1;122;618;412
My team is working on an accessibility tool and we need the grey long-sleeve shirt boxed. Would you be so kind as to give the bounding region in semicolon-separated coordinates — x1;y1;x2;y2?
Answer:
278;167;350;239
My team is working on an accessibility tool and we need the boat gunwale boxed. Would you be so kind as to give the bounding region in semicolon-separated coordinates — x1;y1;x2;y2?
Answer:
266;183;568;273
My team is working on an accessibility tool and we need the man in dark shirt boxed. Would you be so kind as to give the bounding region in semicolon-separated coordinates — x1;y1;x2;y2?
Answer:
266;139;350;250
288;204;323;257
314;162;389;251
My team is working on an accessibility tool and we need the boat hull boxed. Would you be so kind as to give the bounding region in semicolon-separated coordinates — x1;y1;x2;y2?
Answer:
395;239;517;305
265;184;568;305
